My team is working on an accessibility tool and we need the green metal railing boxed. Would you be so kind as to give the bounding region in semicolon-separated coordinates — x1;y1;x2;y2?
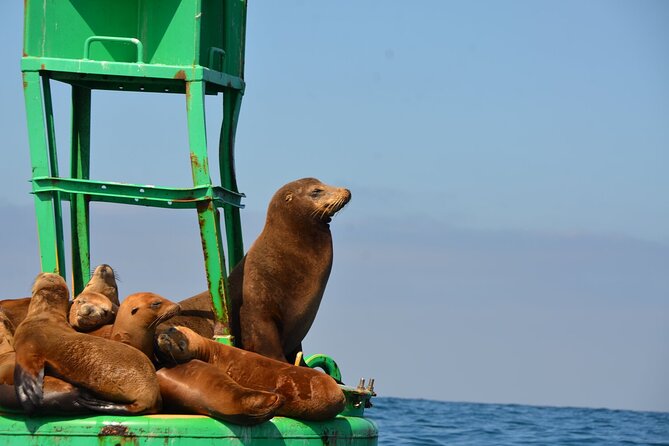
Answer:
22;0;248;343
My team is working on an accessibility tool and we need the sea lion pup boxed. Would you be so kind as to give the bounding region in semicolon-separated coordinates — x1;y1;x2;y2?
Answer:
156;326;345;421
13;273;161;415
69;264;120;332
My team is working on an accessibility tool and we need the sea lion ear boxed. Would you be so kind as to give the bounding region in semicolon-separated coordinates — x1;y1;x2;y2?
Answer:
285;193;293;202
131;307;139;315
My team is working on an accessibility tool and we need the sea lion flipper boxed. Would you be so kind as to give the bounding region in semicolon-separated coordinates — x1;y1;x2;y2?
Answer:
74;392;135;414
14;363;44;413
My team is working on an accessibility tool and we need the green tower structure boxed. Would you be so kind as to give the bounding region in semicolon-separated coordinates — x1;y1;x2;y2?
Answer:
0;0;378;444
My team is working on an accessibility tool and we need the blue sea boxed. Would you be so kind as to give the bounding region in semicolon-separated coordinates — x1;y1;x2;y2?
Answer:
367;397;669;445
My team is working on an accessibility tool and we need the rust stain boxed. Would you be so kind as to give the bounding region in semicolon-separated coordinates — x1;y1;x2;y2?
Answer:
189;152;201;172
99;424;134;437
173;69;186;80
40;64;45;71
185;81;191;102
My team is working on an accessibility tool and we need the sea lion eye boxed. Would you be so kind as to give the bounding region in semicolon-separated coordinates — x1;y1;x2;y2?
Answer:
131;307;139;315
151;301;162;308
310;188;323;197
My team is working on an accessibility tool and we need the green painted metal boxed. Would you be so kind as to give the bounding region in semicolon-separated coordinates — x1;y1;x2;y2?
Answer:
0;413;378;445
23;71;61;276
69;86;92;293
305;354;344;383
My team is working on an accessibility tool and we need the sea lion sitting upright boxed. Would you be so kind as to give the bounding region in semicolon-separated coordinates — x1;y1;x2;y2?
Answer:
13;273;161;415
231;177;351;363
159;178;350;363
156;326;345;421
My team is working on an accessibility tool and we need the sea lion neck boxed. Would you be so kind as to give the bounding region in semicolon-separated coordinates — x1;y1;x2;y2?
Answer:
27;288;70;320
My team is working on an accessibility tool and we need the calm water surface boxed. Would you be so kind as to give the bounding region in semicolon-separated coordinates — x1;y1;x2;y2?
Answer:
367;397;669;445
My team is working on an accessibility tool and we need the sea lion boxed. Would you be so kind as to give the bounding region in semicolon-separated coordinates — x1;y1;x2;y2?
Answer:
156;326;345;420
80;264;120;306
107;293;281;424
232;177;351;363
68;264;120;332
173;178;351;364
156;360;284;425
157;292;215;339
0;309;96;413
69;292;117;332
109;292;181;359
12;273;161;415
0;297;31;331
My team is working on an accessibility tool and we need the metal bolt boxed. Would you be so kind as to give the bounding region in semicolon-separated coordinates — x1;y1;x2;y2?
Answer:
366;378;375;393
357;378;365;390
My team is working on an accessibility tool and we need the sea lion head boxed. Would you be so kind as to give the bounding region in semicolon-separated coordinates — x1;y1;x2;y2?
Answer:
69;291;117;331
29;273;70;316
154;326;197;365
269;178;351;226
82;264;119;306
122;292;181;329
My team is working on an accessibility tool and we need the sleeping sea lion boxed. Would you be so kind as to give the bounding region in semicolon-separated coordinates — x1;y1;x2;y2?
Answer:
101;293;281;425
69;264;120;332
0;297;31;331
156;360;284;425
12;273;161;415
155;326;345;420
109;292;181;359
0;309;97;413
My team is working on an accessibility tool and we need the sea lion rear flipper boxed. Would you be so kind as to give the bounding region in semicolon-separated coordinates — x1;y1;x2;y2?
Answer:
73;391;136;414
14;364;44;413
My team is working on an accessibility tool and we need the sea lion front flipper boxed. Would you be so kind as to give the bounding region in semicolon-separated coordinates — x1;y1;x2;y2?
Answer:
14;363;44;413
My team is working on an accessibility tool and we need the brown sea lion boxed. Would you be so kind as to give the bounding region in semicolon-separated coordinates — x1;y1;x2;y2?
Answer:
173;178;351;364
0;309;97;413
156;360;284;425
232;177;351;363
69;264;120;332
109;292;181;359
13;273;161;415
69;292;117;332
80;264;120;306
0;297;31;331
157;292;215;339
156;326;345;420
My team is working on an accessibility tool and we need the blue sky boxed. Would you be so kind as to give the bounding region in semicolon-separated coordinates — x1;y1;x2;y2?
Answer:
1;1;668;412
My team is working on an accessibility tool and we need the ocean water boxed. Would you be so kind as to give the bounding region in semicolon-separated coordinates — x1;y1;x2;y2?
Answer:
367;397;669;445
